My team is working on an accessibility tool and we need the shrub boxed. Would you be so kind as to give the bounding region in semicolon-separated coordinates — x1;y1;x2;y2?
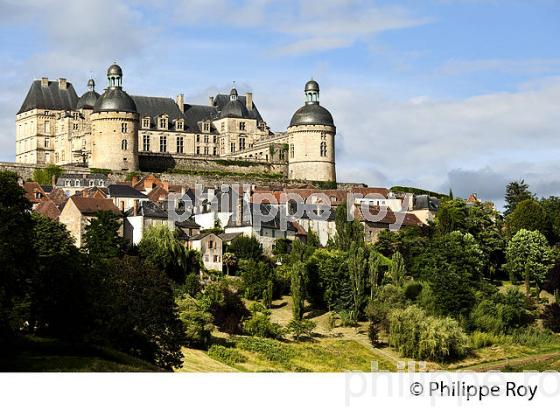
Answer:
404;282;423;301
368;321;381;347
365;284;407;331
470;287;535;334
234;336;294;366
338;310;357;327
542;303;560;333
287;319;316;341
243;303;285;339
510;327;559;347
228;236;263;260
32;164;63;185
389;306;468;362
208;345;246;366
468;331;501;349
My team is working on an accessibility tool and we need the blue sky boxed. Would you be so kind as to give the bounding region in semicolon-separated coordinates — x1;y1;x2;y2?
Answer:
1;0;560;207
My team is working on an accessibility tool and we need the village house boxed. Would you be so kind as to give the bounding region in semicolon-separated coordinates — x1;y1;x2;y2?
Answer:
59;196;121;247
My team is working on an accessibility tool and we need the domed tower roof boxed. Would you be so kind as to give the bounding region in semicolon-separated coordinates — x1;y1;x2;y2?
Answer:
289;79;334;127
107;64;123;77
305;79;319;92
77;78;100;110
220;99;249;119
93;63;137;114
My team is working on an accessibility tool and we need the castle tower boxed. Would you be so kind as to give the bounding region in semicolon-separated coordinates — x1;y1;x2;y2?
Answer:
90;64;138;171
287;80;336;182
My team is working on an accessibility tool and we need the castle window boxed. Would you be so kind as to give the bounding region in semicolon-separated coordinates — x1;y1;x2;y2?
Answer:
239;122;246;131
320;141;327;157
204;135;209;144
143;135;150;151
44;122;50;134
73;123;79;130
159;117;167;129
230;142;236;153
44;138;49;148
143;118;150;128
213;135;217;143
239;137;246;150
213;147;217;156
73;113;79;120
204;147;209;155
177;121;184;131
121;139;128;150
44;111;50;116
196;146;200;155
196;135;200;143
177;136;184;154
121;123;128;133
221;122;225;132
204;123;210;132
160;136;167;152
290;144;294;158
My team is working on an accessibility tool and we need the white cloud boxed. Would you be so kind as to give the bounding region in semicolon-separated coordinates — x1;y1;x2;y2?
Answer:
440;58;560;76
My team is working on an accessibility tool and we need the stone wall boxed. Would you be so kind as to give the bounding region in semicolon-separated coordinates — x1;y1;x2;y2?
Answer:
0;162;90;181
138;152;287;175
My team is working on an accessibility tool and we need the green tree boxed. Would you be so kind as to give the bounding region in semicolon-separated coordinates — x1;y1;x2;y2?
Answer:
83;210;126;260
32;164;63;186
436;199;468;235
30;214;87;339
348;243;367;319
228;235;263;260
238;259;274;300
505;199;547;238
389;251;406;286
0;171;35;343
368;251;381;298
291;262;306;320
176;295;214;347
540;196;560;243
199;280;249;334
92;256;186;370
504;179;533;216
139;225;189;282
222;252;237;276
333;202;364;251
417;232;484;317
505;229;554;296
287;319;316;341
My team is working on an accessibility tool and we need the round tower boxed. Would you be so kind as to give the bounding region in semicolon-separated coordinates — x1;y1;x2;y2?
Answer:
287;80;336;182
90;64;138;171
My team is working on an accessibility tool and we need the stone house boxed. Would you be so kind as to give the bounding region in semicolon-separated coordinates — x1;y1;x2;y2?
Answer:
59;196;121;247
187;232;223;272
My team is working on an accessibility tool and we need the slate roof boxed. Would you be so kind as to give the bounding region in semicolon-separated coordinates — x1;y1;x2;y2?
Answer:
136;201;168;219
353;206;424;227
212;94;264;122
219;232;242;242
107;184;148;199
18;80;79;114
133;96;186;125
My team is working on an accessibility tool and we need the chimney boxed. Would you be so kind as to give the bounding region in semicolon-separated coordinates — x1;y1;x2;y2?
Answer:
58;78;67;90
120;201;125;212
131;175;139;187
236;196;243;226
246;92;253;111
41;77;49;88
133;200;139;216
176;94;185;113
208;96;214;106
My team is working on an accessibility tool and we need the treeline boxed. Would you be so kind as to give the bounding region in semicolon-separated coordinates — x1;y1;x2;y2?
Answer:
0;171;202;370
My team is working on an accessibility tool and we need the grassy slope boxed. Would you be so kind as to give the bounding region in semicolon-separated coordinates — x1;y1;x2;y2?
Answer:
0;337;160;372
179;295;560;373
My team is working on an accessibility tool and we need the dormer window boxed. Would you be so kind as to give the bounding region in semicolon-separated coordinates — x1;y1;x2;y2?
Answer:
177;120;184;131
143;118;150;128
239;122;246;131
204;122;210;132
159;116;168;130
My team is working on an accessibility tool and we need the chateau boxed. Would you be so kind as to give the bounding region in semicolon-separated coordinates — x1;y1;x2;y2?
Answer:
15;64;337;182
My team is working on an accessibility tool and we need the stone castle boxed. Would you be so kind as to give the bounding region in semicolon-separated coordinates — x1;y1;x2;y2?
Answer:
15;63;336;182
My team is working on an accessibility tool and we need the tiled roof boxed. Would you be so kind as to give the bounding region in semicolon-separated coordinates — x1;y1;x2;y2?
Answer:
34;200;61;221
354;206;424;227
23;182;48;204
69;196;121;216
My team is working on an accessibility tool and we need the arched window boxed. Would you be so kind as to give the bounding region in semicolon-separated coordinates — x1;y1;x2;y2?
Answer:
121;139;128;150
